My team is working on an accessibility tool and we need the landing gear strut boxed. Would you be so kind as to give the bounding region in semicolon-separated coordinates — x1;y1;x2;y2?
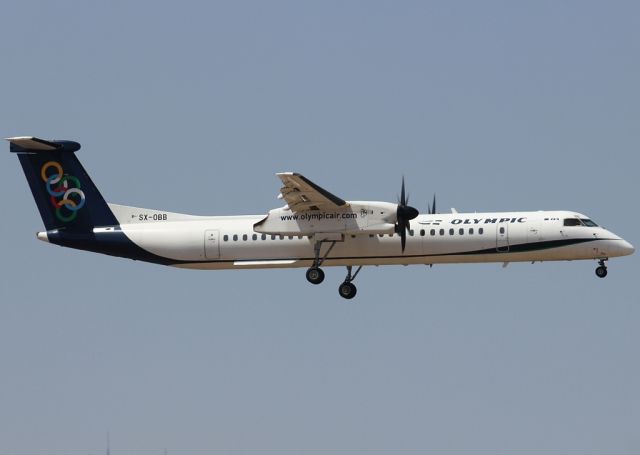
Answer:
305;240;336;285
595;259;608;278
338;265;362;300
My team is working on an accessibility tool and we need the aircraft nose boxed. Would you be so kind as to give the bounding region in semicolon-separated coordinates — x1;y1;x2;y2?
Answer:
621;239;635;256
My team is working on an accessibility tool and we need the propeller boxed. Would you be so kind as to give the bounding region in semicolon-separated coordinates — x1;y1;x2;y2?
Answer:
396;177;419;252
427;194;437;214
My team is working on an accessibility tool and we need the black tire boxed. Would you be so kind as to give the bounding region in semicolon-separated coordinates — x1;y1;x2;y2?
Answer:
306;267;325;284
595;266;608;278
338;282;357;299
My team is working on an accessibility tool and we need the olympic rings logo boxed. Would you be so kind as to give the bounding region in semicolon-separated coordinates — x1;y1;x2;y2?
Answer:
40;161;86;222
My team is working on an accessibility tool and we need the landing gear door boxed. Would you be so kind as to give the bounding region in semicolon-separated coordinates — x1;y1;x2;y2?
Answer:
496;223;509;252
205;229;220;259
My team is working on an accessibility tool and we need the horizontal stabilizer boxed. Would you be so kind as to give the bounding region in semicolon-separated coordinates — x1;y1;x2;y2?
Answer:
6;136;81;153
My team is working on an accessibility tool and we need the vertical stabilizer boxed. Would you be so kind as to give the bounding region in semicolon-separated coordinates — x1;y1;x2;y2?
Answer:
8;137;118;231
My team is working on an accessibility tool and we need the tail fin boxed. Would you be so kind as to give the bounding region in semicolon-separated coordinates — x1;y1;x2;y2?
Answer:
9;136;118;231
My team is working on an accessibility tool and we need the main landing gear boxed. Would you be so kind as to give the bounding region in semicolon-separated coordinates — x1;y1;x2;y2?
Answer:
338;265;362;300
305;240;336;285
595;259;608;278
306;267;325;284
305;239;362;300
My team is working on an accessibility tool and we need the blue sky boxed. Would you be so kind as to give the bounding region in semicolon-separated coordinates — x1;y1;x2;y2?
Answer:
1;1;638;454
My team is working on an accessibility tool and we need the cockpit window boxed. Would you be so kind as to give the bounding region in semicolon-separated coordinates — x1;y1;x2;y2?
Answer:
564;218;599;227
563;218;582;226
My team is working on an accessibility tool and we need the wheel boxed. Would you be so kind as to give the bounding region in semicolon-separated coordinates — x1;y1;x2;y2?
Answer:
338;281;357;299
595;266;608;278
306;267;325;284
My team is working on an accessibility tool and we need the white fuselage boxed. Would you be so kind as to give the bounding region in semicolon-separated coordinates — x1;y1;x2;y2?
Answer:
105;205;634;269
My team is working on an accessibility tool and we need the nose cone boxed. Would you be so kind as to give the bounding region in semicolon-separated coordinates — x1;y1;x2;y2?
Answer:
620;239;635;256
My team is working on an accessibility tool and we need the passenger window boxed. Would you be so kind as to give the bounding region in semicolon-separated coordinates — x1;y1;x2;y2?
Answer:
233;234;238;241
499;227;505;234
420;229;425;236
261;234;266;240
242;234;248;241
409;229;414;236
459;228;464;235
252;234;257;241
271;235;276;240
449;228;454;235
430;229;435;236
440;229;445;235
479;228;484;235
469;228;474;235
279;235;284;240
223;235;229;241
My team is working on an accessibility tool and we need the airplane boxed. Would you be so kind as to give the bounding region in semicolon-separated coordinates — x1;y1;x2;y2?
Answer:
9;136;634;299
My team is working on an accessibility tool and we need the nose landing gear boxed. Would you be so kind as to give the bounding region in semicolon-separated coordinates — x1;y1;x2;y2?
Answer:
595;259;608;278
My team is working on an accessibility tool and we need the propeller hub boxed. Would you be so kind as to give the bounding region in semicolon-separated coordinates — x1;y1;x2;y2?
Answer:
397;205;419;221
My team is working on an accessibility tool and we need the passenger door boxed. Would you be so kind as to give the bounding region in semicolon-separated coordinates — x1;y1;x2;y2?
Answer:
496;223;509;252
204;229;220;259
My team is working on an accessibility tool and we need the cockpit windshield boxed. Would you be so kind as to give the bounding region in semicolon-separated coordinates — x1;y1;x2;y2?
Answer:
580;218;598;227
563;218;598;227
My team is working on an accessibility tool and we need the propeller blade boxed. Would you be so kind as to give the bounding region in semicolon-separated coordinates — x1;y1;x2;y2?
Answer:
427;194;436;214
395;177;419;253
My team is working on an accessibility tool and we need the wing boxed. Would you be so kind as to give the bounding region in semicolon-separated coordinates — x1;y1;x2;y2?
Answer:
276;172;348;212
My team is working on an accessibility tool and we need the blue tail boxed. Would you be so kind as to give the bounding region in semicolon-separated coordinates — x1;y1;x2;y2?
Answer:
9;136;118;231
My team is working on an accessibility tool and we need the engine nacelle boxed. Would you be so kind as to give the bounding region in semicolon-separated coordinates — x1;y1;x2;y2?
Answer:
253;201;399;236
